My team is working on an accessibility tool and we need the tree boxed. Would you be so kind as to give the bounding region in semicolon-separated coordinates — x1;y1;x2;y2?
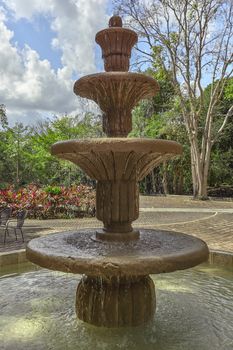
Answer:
0;104;8;129
3;123;30;186
130;67;191;195
27;113;103;186
115;0;233;198
0;112;103;187
208;77;233;188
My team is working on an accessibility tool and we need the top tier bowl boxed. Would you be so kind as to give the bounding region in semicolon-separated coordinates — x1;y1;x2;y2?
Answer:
73;15;159;137
74;72;159;137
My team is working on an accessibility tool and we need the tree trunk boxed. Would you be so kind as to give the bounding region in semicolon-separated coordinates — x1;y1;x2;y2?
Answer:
151;170;156;194
190;137;211;199
172;167;178;194
199;139;212;199
190;138;203;199
177;170;183;195
162;161;168;195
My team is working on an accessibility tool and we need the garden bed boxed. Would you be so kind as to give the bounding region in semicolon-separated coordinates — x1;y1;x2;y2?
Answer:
0;184;96;219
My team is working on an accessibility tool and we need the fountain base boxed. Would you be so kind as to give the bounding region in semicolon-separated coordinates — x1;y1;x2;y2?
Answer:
26;228;209;328
95;229;139;241
76;275;155;327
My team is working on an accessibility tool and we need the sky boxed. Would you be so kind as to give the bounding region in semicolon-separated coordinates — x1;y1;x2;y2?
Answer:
0;0;112;126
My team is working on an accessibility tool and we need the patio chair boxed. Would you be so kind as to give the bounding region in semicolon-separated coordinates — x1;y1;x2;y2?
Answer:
4;209;27;244
0;207;12;232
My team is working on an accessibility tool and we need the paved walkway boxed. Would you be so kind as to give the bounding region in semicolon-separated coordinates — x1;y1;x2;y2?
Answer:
0;195;232;253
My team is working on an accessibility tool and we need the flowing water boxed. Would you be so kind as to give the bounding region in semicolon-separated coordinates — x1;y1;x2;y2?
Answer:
0;262;233;350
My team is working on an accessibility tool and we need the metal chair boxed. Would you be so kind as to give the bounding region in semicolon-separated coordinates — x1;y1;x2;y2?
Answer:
4;209;27;244
0;208;12;242
0;207;12;226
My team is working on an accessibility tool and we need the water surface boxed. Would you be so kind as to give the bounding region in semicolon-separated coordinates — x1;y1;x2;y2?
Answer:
0;263;233;350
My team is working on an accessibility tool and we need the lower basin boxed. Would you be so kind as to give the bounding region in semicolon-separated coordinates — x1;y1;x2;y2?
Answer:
26;229;209;327
0;262;233;350
26;229;208;276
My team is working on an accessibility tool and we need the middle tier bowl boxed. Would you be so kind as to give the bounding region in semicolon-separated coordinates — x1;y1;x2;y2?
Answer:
51;138;182;240
51;138;182;182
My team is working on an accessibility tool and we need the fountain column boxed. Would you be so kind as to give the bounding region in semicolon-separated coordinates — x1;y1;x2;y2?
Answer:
96;180;139;240
73;16;157;243
72;16;157;325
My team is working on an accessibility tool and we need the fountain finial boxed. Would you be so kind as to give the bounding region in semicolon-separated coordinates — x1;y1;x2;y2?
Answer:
95;15;138;72
108;15;122;27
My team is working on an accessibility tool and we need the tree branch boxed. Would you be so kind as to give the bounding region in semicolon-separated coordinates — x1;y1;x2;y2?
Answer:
211;104;233;144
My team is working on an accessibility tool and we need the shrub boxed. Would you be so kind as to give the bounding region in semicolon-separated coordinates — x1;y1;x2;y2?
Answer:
44;186;62;195
208;185;233;198
0;182;9;190
0;184;96;219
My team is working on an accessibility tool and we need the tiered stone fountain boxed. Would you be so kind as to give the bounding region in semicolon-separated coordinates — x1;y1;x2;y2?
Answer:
27;16;209;328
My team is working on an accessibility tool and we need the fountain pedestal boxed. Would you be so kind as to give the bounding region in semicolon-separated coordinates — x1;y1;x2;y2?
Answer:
76;275;155;327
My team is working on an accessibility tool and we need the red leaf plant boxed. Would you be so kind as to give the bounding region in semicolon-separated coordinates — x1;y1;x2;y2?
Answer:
0;184;96;219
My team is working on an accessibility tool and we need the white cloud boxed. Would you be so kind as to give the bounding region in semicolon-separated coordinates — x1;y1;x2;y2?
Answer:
2;0;51;19
6;109;48;126
0;15;77;121
3;0;108;74
0;0;109;125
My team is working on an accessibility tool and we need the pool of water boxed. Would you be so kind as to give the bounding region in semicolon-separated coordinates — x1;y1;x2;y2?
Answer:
0;263;233;350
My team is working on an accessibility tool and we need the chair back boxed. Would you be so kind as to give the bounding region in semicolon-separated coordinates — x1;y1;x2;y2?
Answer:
16;210;27;228
0;207;12;225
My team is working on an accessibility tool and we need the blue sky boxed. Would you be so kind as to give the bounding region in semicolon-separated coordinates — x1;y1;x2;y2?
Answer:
7;15;63;71
1;1;232;126
0;0;112;125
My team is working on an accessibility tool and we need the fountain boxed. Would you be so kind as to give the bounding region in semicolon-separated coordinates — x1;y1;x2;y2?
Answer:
26;16;209;328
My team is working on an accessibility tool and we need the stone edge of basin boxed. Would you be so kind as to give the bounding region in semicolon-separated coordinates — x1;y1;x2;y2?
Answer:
1;249;233;269
73;72;159;95
25;229;209;276
51;138;183;156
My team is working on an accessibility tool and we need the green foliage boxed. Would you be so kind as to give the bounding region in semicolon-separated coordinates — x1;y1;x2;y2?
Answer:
44;186;62;195
0;104;8;128
130;66;192;195
0;182;9;190
131;72;233;195
0;112;102;187
224;79;233;101
0;76;232;197
201;78;233;188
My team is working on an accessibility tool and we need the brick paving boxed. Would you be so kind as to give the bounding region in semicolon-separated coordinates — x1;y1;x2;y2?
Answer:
0;195;232;253
140;194;233;209
143;212;233;252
